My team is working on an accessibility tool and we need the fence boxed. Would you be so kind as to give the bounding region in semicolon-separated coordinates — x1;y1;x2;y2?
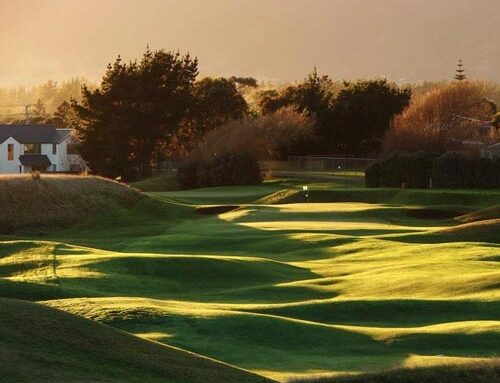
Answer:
283;156;376;172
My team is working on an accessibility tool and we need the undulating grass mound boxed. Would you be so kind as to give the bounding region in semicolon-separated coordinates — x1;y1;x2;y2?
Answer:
430;219;500;244
260;188;500;207
292;360;500;383
0;175;140;233
1;182;499;381
457;205;500;223
0;298;273;383
130;173;181;192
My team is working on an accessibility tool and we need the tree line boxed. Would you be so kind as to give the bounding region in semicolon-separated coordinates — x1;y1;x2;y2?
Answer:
69;48;414;179
5;47;498;182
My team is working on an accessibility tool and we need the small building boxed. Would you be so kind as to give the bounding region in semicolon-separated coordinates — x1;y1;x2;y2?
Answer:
480;142;500;159
0;124;86;174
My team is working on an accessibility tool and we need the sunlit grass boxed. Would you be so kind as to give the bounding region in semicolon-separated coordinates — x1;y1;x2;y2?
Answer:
0;183;499;381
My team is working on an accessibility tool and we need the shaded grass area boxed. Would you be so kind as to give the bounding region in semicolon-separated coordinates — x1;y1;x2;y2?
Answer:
261;187;500;207
1;182;500;381
130;173;181;192
291;360;500;383
0;298;273;383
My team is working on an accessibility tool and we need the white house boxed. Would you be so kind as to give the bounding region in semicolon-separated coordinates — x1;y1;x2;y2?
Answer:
0;124;86;174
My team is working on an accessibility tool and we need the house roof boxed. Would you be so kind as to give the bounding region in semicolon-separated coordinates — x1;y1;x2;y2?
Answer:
0;124;72;144
19;154;52;167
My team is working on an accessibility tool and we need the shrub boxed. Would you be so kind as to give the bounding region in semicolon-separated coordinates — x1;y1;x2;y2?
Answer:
433;152;500;189
365;151;437;188
178;107;313;188
384;81;497;154
366;151;500;189
365;162;381;188
178;151;262;189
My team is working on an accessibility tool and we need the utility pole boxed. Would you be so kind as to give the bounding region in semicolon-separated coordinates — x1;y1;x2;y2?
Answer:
0;104;34;122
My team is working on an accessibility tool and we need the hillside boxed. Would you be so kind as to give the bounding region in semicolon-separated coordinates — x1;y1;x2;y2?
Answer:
293;360;500;383
0;175;140;233
0;298;273;383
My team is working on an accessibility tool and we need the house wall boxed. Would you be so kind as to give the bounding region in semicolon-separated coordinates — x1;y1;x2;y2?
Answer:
0;137;23;173
0;135;86;174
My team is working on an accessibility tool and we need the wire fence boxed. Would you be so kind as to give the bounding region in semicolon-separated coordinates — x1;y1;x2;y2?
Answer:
263;156;377;172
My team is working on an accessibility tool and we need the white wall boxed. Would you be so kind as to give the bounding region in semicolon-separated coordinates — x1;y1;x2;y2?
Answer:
0;137;23;174
0;135;86;174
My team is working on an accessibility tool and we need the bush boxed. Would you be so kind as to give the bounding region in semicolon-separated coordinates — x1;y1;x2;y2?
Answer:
178;151;262;189
383;81;498;154
433;152;500;189
365;151;437;188
366;151;500;189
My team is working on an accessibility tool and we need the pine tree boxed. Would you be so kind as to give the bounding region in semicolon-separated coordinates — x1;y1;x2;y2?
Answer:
454;59;467;81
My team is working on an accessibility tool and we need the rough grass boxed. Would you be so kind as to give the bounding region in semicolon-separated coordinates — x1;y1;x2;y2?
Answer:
1;183;499;381
0;175;140;233
0;298;272;383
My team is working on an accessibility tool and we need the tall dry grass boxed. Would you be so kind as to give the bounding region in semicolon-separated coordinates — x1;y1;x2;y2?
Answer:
0;174;140;233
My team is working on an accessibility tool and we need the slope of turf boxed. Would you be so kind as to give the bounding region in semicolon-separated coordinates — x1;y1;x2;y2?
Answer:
1;183;499;381
0;298;273;383
292;360;500;383
0;174;140;233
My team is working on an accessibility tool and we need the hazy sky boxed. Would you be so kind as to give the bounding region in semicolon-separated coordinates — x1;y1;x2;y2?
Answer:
0;0;499;87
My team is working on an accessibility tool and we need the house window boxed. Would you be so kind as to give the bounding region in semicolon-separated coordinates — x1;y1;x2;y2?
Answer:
24;144;41;154
52;164;57;172
7;144;14;160
52;144;57;155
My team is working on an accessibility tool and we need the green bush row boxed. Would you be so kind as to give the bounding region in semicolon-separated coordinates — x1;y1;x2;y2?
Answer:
366;152;500;189
178;151;262;189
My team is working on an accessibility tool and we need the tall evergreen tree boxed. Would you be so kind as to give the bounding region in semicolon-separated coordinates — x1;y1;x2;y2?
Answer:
73;49;199;179
454;59;467;81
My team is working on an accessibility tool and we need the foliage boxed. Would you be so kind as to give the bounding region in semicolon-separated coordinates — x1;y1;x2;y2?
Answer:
365;151;437;188
384;81;499;154
177;107;313;188
328;80;411;154
433;152;500;189
73;49;199;179
72;49;252;179
259;70;410;154
178;151;262;189
194;107;313;160
0;78;89;123
366;151;500;189
192;77;248;130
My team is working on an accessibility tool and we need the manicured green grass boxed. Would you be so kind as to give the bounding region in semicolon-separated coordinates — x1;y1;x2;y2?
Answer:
1;183;499;381
130;173;181;192
291;360;500;383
